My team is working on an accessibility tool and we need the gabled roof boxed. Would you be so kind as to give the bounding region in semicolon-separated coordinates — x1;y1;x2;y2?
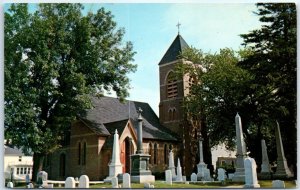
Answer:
159;34;189;65
79;117;110;136
4;145;24;156
81;96;177;141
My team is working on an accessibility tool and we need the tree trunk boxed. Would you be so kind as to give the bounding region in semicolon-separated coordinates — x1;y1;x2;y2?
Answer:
32;153;45;183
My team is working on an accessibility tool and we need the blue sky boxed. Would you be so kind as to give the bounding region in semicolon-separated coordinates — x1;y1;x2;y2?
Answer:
82;3;263;115
3;3;263;115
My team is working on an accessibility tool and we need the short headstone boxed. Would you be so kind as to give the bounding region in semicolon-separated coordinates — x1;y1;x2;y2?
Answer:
204;168;211;181
65;177;76;188
79;175;89;188
7;182;13;188
75;177;79;181
144;183;151;188
182;176;186;182
48;184;54;188
244;158;260;188
150;185;154;188
122;173;131;188
37;171;48;187
111;176;119;188
191;173;197;182
27;183;34;189
272;180;285;188
217;168;225;181
165;170;172;185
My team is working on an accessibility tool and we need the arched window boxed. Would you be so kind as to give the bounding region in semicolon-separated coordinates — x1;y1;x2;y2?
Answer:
154;143;158;165
78;142;81;165
59;153;66;177
166;71;178;98
82;142;87;165
149;143;153;164
168;109;173;121
164;144;168;164
172;109;176;120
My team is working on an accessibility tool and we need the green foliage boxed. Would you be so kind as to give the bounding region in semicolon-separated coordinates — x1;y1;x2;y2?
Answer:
179;48;253;150
240;3;296;170
5;3;136;158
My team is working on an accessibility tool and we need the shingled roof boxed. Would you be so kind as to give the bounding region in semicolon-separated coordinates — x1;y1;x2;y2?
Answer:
82;96;177;142
159;34;189;65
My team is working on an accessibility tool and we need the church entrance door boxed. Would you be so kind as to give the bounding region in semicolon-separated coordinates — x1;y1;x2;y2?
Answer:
121;137;132;173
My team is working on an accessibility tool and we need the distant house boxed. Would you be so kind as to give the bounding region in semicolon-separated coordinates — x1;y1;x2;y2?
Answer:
4;145;33;181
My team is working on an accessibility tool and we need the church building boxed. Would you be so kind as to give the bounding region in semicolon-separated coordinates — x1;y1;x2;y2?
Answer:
44;33;200;180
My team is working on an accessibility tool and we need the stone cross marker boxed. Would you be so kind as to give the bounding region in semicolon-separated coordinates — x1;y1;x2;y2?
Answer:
122;173;131;188
191;173;197;182
65;177;76;188
232;113;247;182
165;170;172;185
244;157;260;188
79;175;89;188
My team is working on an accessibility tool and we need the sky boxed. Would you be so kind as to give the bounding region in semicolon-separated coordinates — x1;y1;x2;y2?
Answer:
3;2;264;115
80;3;263;115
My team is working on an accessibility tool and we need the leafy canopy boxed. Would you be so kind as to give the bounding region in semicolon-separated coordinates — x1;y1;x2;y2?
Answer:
5;3;137;155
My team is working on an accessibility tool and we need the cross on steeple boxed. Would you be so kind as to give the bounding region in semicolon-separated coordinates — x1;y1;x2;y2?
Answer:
176;22;181;34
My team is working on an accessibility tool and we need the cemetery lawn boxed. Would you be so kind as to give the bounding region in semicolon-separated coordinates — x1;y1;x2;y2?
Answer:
88;180;297;188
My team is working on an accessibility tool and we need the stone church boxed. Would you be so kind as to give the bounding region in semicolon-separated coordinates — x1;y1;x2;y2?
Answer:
44;34;200;180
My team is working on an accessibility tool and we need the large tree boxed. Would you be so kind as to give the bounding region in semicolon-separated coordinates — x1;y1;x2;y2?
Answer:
240;3;297;176
5;3;136;182
176;47;254;174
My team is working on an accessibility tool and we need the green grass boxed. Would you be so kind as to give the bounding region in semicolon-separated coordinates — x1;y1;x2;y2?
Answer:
11;180;297;188
89;180;297;189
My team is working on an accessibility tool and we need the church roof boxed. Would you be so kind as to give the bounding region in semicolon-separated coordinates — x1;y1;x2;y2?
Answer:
82;96;177;141
159;34;189;65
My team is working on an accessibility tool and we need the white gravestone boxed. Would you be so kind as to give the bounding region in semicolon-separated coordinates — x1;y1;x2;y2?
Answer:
144;183;151;188
122;173;131;188
204;168;211;181
79;175;89;188
111;176;119;188
217;168;225;181
27;183;34;188
182;176;186;182
176;158;183;182
244;158;260;188
65;177;76;188
272;180;285;188
232;114;247;182
48;184;54;188
165;170;172;185
104;130;123;182
168;150;176;180
7;182;13;188
37;171;48;187
191;173;197;182
228;173;234;180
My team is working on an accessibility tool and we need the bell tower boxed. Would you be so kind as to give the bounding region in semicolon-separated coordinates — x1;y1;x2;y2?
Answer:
158;34;189;135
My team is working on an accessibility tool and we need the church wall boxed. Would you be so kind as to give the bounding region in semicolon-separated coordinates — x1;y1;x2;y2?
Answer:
144;140;179;177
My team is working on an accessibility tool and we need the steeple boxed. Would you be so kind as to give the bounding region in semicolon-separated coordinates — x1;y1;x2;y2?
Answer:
158;34;189;65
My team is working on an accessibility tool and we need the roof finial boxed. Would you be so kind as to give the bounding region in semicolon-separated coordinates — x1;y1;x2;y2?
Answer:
176;22;181;35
